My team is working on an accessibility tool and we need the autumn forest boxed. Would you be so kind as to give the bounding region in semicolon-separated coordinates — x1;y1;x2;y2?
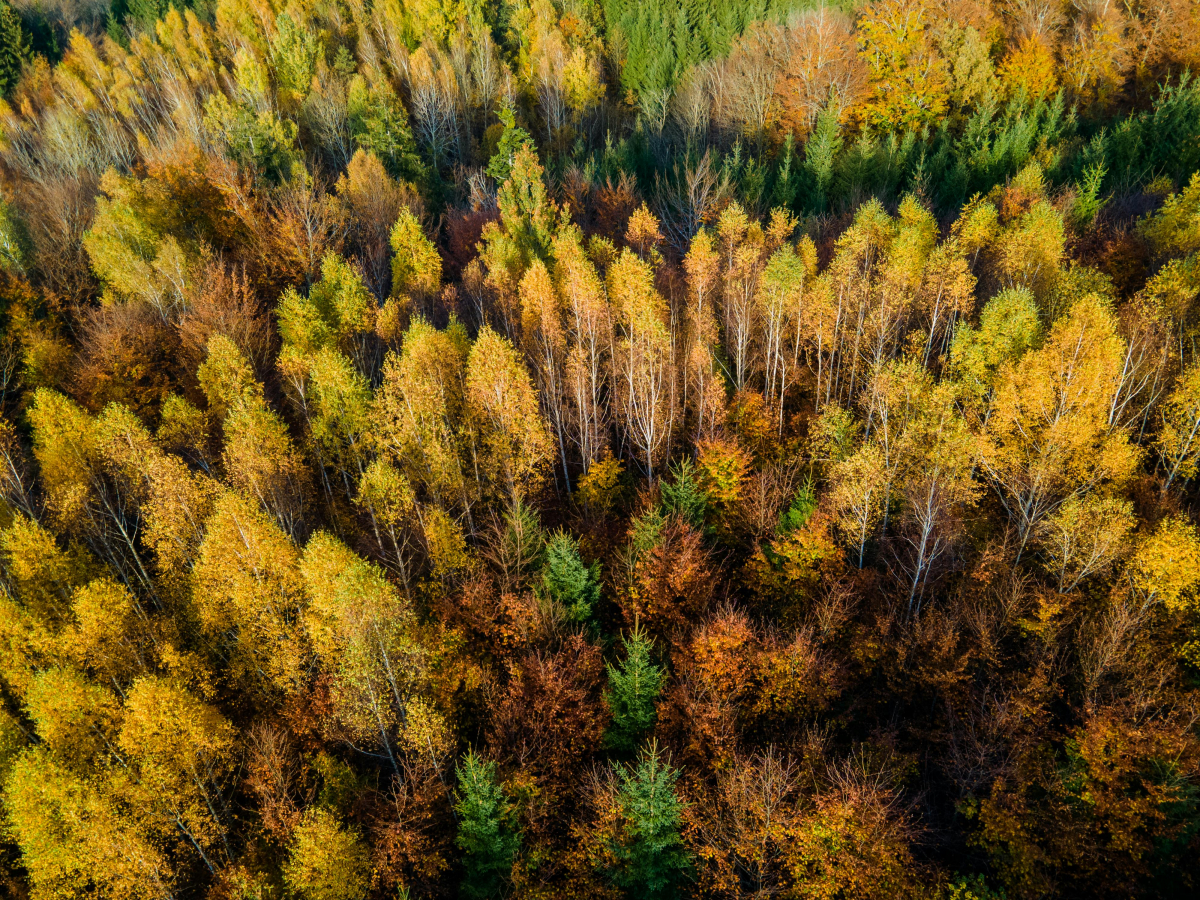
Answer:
0;0;1197;897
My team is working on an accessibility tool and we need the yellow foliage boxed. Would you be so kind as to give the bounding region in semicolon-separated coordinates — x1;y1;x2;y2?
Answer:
284;808;371;900
998;36;1058;103
855;0;949;130
576;450;625;517
1128;516;1200;611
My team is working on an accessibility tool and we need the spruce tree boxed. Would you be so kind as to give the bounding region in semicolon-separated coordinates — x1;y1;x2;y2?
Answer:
659;456;707;528
455;752;520;900
804;102;843;213
0;1;28;97
540;531;601;627
607;743;690;899
348;75;425;182
485;104;534;184
126;0;166;30
604;627;665;752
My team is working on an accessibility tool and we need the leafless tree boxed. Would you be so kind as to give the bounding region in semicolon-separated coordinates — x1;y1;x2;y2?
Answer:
654;150;730;256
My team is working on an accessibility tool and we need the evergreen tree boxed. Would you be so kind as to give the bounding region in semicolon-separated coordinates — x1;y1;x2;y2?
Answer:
0;1;28;97
540;531;601;627
604;627;665;752
804;103;843;213
126;0;166;31
606;742;690;899
659;456;707;528
455;752;521;900
485;104;534;185
348;75;425;183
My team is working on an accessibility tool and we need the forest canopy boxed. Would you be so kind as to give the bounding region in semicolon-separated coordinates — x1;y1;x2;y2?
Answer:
0;0;1198;898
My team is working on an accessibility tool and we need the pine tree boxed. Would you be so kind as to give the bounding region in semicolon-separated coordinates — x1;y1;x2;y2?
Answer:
540;531;601;627
604;627;665;752
485;104;534;184
347;75;425;182
0;1;28;97
607;742;690;898
659;456;708;528
804;101;843;212
455;751;520;900
126;0;166;31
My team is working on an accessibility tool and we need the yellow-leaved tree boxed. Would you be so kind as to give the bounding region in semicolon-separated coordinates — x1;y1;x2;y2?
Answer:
979;294;1139;563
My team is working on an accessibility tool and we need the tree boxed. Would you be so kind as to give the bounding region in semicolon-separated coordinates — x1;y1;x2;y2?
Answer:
199;336;308;536
978;295;1139;563
117;677;236;873
0;1;28;97
4;747;174;900
355;457;418;584
482;497;545;593
950;287;1041;425
889;377;978;611
540;530;602;627
337;149;416;302
554;225;613;471
998;36;1058;103
94;403;217;576
0;516;93;694
24;667;119;768
660;456;709;529
757;241;812;431
604;742;691;899
304;347;374;506
1155;360;1200;491
856;0;949;130
347;75;424;181
372;317;475;518
406;45;461;170
301;531;422;774
486;143;559;276
65;577;150;684
26;390;157;597
993;182;1066;304
284;808;371;900
485;105;533;184
716;203;763;393
203;53;300;181
1039;495;1135;593
465;326;553;505
391;208;442;310
191;491;307;694
454;751;520;900
1127;515;1200;611
829;443;886;568
604;627;666;753
610;250;676;479
520;258;571;488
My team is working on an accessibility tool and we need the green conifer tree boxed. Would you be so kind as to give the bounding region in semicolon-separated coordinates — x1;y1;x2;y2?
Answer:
659;456;707;528
607;742;690;899
485;104;534;185
540;531;601;627
604;627;665;752
455;752;521;900
0;1;28;97
804;102;843;213
348;76;425;182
